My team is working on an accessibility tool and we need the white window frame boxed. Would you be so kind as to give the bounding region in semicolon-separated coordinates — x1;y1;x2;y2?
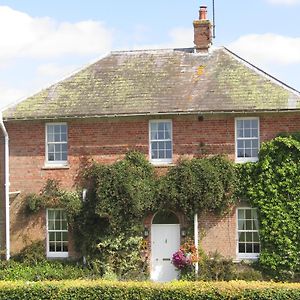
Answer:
235;117;260;163
236;207;260;260
149;119;173;165
45;123;68;166
46;208;69;258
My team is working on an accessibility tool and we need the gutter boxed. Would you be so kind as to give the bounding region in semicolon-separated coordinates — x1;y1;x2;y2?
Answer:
4;108;300;122
0;112;10;260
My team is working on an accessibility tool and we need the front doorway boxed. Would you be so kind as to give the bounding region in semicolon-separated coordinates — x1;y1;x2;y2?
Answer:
150;211;180;282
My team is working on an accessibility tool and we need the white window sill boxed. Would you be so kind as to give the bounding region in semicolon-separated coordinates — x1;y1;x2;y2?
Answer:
235;157;258;164
47;252;69;259
235;254;259;262
42;164;70;170
151;161;174;167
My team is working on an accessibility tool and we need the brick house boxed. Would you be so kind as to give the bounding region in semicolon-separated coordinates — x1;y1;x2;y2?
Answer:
1;6;300;281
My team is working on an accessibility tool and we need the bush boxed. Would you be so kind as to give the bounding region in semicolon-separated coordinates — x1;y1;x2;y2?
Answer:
0;280;299;300
0;260;91;281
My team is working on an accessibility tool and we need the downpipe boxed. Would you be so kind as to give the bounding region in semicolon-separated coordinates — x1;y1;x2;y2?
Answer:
0;112;10;260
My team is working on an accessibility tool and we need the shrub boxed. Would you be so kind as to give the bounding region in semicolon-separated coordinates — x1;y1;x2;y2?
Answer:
0;280;299;300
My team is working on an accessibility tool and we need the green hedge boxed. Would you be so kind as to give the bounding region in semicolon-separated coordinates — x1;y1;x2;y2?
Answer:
0;280;299;300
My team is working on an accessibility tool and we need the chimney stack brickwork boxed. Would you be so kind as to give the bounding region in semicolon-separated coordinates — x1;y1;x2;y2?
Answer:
193;6;212;52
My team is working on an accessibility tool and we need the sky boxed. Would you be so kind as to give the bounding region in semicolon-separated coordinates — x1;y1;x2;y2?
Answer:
0;0;300;109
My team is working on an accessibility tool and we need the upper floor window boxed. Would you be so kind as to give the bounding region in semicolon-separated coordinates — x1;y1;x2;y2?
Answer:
46;123;68;165
47;209;68;258
235;118;259;163
237;208;260;260
149;120;172;164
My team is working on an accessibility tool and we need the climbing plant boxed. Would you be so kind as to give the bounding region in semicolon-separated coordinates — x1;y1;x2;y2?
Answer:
24;151;238;279
239;136;300;280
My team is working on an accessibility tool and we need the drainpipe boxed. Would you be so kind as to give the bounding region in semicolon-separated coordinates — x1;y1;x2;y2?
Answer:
194;213;199;276
0;112;10;260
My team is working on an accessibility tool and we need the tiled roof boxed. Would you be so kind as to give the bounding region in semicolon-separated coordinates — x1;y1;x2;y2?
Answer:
3;47;300;120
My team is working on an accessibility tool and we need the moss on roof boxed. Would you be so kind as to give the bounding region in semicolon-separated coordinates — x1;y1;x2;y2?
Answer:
3;47;300;120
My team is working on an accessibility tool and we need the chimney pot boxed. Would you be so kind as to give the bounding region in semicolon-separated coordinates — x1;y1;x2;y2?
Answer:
199;6;207;20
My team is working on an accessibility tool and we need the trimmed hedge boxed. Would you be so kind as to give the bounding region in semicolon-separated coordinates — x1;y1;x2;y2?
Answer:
0;280;299;299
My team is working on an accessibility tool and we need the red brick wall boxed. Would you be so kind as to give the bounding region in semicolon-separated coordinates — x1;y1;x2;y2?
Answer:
4;112;300;257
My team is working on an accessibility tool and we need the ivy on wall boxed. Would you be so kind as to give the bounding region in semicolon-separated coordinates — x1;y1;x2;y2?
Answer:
239;136;300;280
25;151;237;279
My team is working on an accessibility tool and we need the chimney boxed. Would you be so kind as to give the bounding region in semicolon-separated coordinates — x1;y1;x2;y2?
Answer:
193;5;212;52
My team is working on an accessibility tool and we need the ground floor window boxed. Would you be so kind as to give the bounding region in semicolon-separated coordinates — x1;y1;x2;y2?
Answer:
237;208;260;259
47;209;68;258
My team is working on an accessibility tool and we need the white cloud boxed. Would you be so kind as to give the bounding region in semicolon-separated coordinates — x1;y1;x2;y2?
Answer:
266;0;300;5
0;6;113;63
228;33;300;65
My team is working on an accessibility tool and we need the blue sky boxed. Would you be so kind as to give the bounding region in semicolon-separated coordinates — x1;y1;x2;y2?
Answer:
0;0;299;109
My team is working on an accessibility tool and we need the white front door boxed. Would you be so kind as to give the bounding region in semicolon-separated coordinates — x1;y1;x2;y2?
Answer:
150;224;180;282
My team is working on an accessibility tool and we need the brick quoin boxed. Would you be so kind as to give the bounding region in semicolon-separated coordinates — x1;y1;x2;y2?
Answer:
4;112;300;257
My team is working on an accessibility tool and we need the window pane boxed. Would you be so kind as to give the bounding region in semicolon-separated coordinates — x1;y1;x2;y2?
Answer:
62;221;68;231
166;141;172;150
63;242;68;252
62;232;68;242
151;150;158;159
48;221;55;230
158;131;164;139
244;120;251;129
61;125;67;134
158;141;164;150
252;129;258;137
166;150;172;159
245;140;251;148
48;153;55;161
245;209;252;219
252;139;258;148
54;125;60;133
49;232;55;242
253;232;259;242
61;134;67;142
251;120;258;129
49;242;55;252
239;243;245;253
159;150;165;159
237;140;244;149
239;232;245;242
48;144;55;153
237;149;245;158
62;152;67;161
245;149;251;157
246;232;252;242
237;129;244;138
47;125;54;134
238;220;245;230
237;120;243;129
252;149;258;158
246;243;253;253
238;210;245;219
254;243;260;253
244;129;251;138
55;153;61;161
158;122;164;131
152;142;158;150
56;243;62;252
48;133;54;143
246;220;252;230
56;232;62;242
